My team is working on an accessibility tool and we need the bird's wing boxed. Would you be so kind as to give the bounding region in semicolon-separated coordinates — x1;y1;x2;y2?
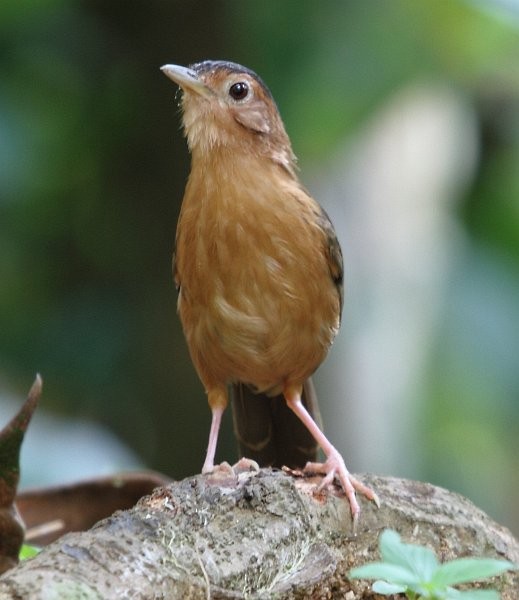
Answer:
294;184;344;316
318;206;344;317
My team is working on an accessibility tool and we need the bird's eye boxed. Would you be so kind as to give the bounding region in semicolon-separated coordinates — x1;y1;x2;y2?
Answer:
229;81;249;101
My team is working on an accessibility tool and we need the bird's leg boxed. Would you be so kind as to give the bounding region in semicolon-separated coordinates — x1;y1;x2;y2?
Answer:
202;406;224;473
284;385;379;522
202;388;227;474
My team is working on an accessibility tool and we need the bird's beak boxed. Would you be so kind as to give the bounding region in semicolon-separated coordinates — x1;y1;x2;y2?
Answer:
160;64;212;98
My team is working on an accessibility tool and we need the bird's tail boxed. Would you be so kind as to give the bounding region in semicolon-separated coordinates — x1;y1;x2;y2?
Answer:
230;378;322;469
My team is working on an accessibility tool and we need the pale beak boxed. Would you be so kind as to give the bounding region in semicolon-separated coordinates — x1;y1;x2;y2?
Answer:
160;64;213;98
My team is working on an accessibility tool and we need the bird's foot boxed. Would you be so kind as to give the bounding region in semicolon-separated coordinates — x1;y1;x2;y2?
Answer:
202;458;259;484
303;449;380;527
202;461;233;475
202;462;236;485
232;457;260;474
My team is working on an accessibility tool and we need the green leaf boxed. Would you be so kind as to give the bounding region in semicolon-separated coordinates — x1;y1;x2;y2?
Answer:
19;544;40;560
432;557;516;586
379;529;439;580
349;561;419;585
372;580;407;594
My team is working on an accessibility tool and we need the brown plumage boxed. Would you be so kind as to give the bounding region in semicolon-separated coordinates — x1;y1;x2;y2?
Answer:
161;60;377;520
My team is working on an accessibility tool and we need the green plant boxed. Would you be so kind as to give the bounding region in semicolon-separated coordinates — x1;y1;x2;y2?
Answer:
19;544;40;560
348;529;516;599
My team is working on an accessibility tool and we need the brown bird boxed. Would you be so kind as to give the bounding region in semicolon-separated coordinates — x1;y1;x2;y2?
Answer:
161;60;377;520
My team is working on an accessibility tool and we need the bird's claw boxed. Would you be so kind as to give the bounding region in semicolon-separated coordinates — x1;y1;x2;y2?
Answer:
301;452;378;527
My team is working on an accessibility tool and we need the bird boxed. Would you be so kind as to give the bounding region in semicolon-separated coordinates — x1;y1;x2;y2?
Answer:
161;60;378;520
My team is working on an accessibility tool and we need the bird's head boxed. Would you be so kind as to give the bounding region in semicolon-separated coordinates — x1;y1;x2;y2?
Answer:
161;60;296;174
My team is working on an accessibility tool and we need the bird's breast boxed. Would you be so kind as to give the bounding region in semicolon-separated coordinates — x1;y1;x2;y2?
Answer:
175;157;340;391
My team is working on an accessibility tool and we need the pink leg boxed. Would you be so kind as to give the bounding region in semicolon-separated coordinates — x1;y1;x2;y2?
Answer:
202;387;229;474
284;385;379;523
202;405;259;476
202;405;224;474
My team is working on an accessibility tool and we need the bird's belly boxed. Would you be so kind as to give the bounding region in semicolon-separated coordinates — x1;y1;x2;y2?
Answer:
178;240;339;393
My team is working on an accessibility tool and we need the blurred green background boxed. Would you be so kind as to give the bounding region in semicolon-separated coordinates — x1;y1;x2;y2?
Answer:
1;0;518;535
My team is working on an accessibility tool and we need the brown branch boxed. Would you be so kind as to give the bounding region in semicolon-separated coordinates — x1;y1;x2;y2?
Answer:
0;471;517;599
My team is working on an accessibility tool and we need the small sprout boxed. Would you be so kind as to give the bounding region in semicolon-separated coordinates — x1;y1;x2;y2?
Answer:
349;529;516;599
19;544;40;560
